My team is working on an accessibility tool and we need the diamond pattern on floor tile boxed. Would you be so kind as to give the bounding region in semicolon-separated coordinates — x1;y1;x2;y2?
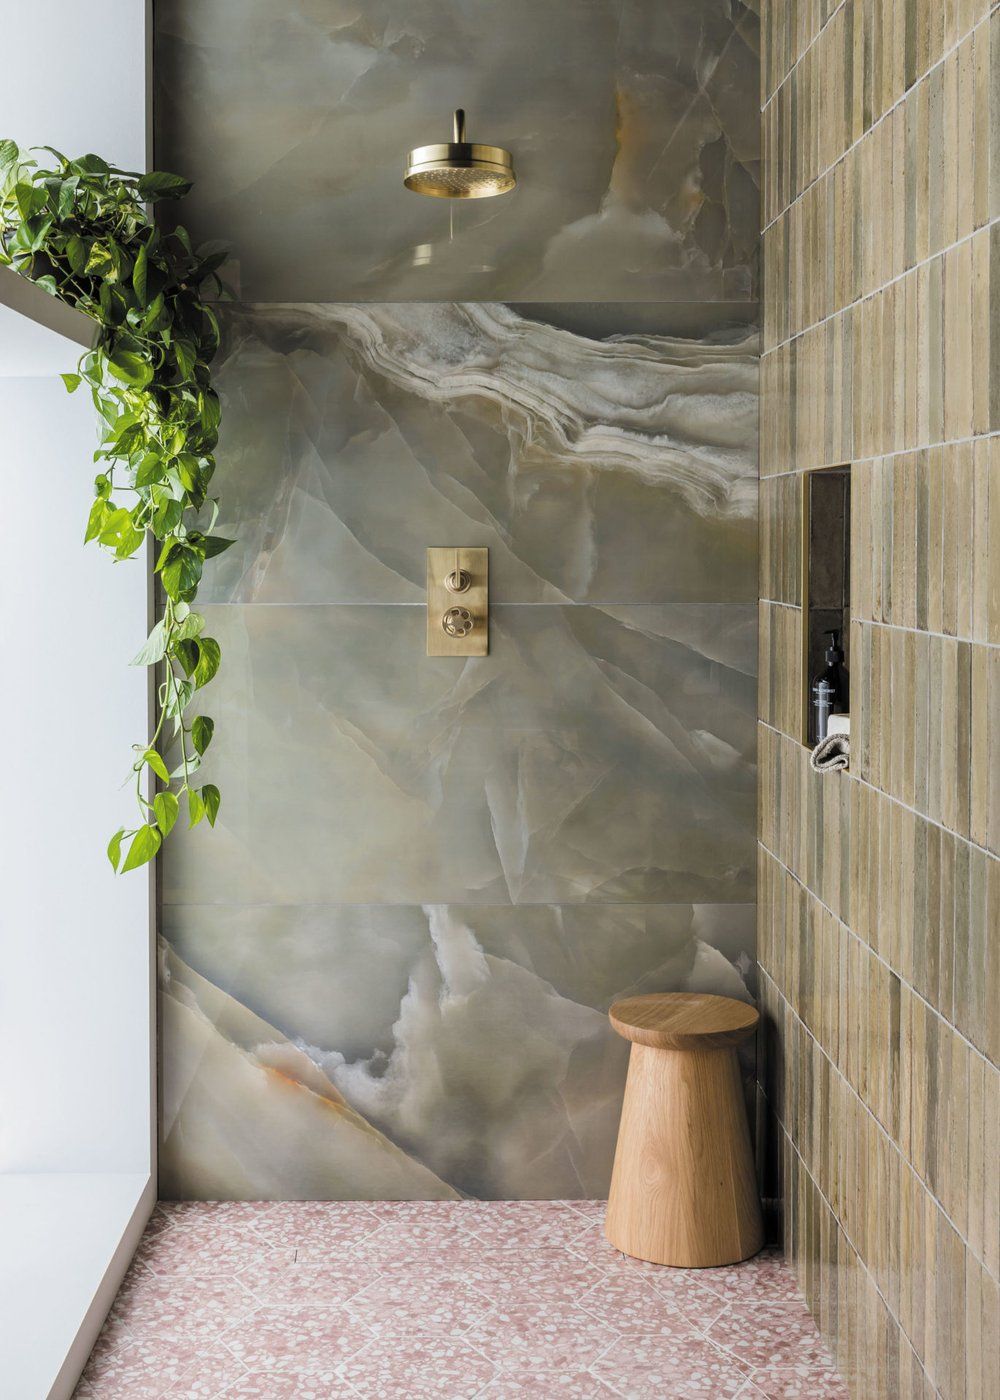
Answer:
220;1305;374;1375
464;1300;620;1370
707;1301;840;1371
337;1335;498;1399
74;1202;845;1400
590;1335;752;1399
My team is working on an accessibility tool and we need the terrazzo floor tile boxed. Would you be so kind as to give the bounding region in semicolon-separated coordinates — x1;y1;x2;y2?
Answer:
479;1373;619;1397
463;1301;621;1369
589;1335;752;1398
220;1307;375;1375
74;1202;847;1399
706;1301;841;1371
337;1336;498;1399
234;1254;379;1308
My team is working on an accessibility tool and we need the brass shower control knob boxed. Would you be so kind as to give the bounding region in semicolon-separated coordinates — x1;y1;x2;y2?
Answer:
441;606;475;638
427;546;487;657
445;567;472;593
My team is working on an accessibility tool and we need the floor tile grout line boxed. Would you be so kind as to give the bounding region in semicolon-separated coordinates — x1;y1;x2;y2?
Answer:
757;715;1000;872
764;1098;944;1399
755;870;999;1289
761;5;999;227
762;213;1000;357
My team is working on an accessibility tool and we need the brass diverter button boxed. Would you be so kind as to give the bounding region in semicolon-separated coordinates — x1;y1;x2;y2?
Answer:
427;547;488;656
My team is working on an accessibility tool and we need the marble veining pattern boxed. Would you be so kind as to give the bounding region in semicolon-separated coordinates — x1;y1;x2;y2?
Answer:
153;1;760;302
159;905;755;1201
203;303;758;606
160;301;758;1201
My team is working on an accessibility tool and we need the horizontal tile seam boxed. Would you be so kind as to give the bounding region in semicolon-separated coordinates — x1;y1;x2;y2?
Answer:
757;716;1000;863
758;955;999;1293
759;1;851;113
761;722;991;862
761;1095;944;1398
158;900;759;909
759;431;1000;476
756;837;998;1082
182;601;762;609
756;602;1000;651
761;215;1000;357
761;5;997;229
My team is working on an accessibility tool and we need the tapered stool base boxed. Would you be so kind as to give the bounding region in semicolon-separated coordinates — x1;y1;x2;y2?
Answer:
605;1040;764;1268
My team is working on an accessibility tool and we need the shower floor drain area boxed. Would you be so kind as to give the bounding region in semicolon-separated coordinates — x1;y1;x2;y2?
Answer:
73;1200;846;1398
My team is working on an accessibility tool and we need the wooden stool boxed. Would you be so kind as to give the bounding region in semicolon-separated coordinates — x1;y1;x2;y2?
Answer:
605;992;763;1268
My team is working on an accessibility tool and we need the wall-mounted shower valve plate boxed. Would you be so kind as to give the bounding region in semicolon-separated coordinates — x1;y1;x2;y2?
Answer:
427;548;488;656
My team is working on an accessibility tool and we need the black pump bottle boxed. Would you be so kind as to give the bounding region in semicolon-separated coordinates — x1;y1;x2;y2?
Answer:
811;629;849;743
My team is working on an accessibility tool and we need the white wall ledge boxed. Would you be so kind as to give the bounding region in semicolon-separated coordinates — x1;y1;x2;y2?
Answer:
0;264;98;377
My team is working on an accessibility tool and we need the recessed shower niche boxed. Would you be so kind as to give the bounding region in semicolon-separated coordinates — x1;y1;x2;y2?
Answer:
801;465;851;745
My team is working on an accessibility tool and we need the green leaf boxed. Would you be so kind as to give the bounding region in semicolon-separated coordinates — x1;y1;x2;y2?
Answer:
71;153;110;176
0;139;18;177
173;637;200;677
133;452;164;488
191;715;214;755
142;747;170;783
115;522;146;559
133;242;148;303
131;620;168;667
173;339;196;379
187;787;206;829
161;548;202;601
84;242;114;276
174;610;205;642
14;182;47;218
188;532;235;559
202;783;221;826
153;790;179;838
120;823;161;872
97;506;131;546
65;232;88;273
107;349;152;388
60;372;81;393
152;497;184;537
107;827;126;872
84;497;111;543
137;170;192;201
193;636;221;689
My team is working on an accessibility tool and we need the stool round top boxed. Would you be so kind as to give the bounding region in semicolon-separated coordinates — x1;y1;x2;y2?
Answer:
609;993;758;1050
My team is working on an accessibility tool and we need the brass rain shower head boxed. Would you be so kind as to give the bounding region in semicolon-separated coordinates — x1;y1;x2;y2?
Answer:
404;109;516;199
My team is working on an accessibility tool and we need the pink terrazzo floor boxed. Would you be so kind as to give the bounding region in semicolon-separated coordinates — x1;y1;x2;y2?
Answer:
74;1201;847;1400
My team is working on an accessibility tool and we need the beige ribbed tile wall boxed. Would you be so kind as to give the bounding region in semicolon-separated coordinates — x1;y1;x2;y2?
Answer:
759;3;1000;1396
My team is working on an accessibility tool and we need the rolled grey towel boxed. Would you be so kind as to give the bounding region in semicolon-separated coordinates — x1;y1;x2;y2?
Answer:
810;733;850;772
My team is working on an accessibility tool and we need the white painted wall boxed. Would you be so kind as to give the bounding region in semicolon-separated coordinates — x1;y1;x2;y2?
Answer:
0;0;148;168
0;0;153;1180
0;4;154;1393
0;379;152;1173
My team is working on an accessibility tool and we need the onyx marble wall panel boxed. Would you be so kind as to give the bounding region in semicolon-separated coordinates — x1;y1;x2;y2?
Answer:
159;299;760;1199
162;601;756;907
201;304;759;606
153;0;760;302
160;904;755;1200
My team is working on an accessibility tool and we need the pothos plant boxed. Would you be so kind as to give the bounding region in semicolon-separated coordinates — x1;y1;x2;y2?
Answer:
0;141;233;872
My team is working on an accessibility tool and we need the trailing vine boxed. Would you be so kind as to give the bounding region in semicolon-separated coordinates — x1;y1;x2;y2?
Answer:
0;141;233;872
